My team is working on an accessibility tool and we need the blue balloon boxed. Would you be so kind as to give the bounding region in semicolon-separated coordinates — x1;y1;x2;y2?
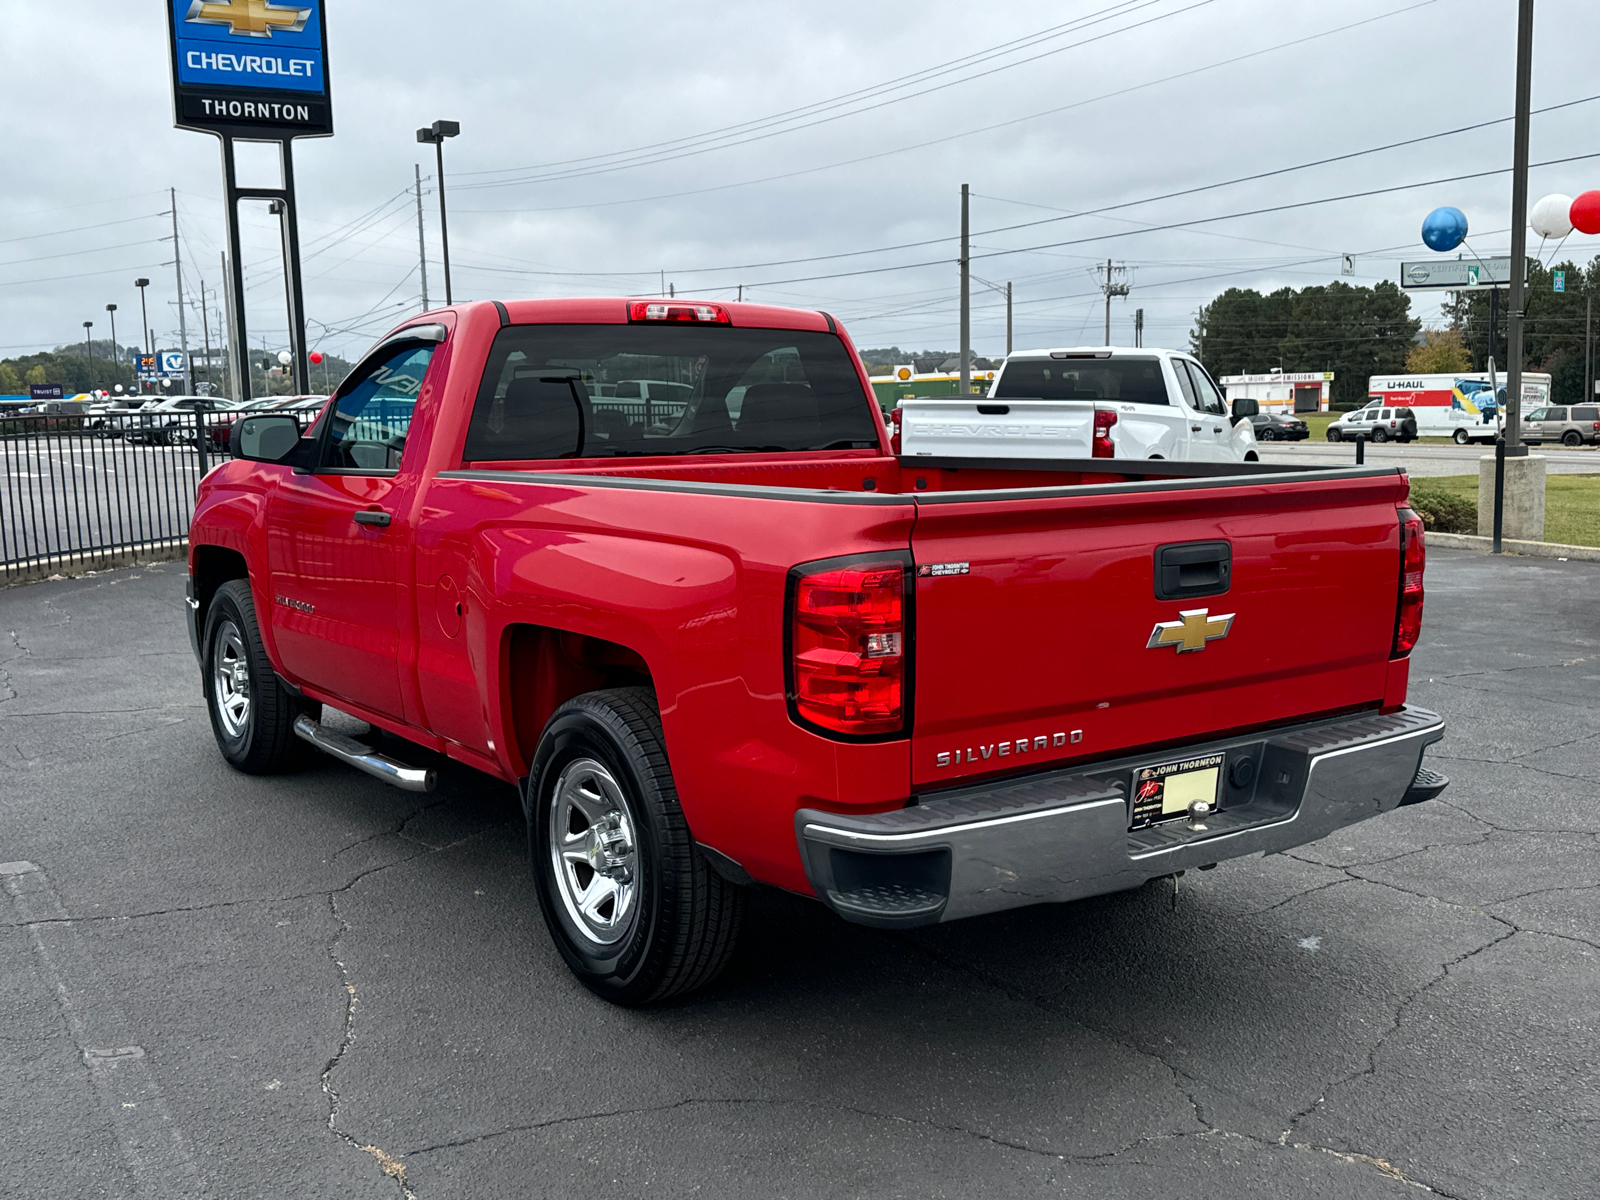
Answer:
1422;206;1469;252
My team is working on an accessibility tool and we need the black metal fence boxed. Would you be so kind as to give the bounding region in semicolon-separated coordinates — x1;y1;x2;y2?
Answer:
0;411;227;583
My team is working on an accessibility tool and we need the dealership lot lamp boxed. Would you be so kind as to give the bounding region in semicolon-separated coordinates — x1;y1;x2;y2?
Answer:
134;279;151;356
417;121;460;305
83;321;93;365
105;304;119;365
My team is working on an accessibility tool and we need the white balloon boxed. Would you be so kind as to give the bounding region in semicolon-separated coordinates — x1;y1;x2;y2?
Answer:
1530;193;1574;239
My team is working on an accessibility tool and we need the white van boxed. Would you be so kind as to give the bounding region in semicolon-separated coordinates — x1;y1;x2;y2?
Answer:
895;348;1259;463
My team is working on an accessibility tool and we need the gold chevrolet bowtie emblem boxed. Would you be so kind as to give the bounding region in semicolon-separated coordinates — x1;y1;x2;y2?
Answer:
186;0;310;37
1147;608;1235;653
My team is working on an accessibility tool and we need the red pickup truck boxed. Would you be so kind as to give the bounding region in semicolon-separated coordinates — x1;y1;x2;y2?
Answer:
186;298;1446;1005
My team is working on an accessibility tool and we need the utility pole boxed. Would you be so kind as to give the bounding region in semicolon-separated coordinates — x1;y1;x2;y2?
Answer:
1096;259;1131;346
1005;281;1013;357
171;188;192;396
959;183;970;396
415;164;430;311
1504;0;1534;453
220;252;236;401
198;281;213;396
737;284;743;302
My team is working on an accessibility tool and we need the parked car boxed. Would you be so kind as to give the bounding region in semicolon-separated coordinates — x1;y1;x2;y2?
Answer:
125;396;236;445
895;347;1261;462
1522;405;1600;447
188;297;1446;1004
1327;405;1418;443
1249;413;1310;441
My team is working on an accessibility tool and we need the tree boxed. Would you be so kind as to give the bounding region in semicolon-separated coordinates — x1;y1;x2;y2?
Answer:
1406;330;1471;373
0;362;21;395
1194;280;1419;407
24;365;46;386
1461;254;1598;400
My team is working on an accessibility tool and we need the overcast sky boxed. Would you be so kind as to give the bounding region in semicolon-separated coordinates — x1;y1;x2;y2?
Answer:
4;0;1597;369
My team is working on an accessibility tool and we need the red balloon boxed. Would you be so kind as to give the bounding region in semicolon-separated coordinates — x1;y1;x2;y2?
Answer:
1572;190;1600;236
309;351;324;364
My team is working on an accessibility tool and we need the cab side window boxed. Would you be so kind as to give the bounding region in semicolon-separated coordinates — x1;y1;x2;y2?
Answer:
1172;359;1200;409
323;344;434;472
1185;361;1229;416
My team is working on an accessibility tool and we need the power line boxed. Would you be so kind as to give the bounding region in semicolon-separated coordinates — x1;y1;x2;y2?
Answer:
454;0;1443;214
454;0;1209;190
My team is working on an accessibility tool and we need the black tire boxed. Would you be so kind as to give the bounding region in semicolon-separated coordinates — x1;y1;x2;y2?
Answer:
202;579;308;774
1453;429;1470;445
1326;429;1341;442
1371;428;1389;443
528;687;744;1005
1563;431;1583;447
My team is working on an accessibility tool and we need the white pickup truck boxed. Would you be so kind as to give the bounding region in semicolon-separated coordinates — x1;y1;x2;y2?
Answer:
896;347;1260;463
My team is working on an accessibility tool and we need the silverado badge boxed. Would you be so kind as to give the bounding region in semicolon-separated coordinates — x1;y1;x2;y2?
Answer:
1148;609;1234;653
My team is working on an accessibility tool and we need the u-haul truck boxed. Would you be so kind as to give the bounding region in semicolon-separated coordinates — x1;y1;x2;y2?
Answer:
1365;372;1552;444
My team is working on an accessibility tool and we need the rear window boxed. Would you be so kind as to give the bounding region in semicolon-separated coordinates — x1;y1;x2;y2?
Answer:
463;325;878;460
993;356;1168;404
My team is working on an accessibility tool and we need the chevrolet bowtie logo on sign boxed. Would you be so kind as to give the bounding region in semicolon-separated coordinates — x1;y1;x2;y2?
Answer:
1148;609;1235;653
186;0;310;37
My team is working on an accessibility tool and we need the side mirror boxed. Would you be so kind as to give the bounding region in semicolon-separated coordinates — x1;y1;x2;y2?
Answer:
232;414;308;464
1230;397;1258;424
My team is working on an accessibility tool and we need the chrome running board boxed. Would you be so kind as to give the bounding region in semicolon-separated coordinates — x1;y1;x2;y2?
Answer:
293;715;436;793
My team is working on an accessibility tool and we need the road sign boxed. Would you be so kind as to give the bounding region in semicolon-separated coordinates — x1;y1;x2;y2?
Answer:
168;0;333;138
1341;254;1355;276
1399;257;1525;290
29;384;64;401
1554;270;1566;293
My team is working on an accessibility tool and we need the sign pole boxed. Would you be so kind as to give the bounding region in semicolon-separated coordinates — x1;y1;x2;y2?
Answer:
1503;0;1534;456
220;137;253;404
278;139;311;394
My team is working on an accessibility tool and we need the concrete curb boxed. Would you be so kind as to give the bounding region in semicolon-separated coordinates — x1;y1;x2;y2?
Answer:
2;540;188;588
1428;532;1600;562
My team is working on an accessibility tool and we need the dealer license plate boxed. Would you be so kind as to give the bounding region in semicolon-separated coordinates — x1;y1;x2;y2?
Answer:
1130;753;1224;830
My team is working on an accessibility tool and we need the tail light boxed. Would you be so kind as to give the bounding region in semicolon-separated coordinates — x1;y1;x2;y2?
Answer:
788;556;908;738
1393;508;1426;656
1092;408;1118;458
627;301;731;324
888;407;903;456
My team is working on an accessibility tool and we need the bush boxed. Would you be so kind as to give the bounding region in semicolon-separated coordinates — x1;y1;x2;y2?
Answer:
1409;484;1476;534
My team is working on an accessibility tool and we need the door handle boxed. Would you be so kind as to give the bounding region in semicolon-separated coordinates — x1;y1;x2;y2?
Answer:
353;509;392;528
1190;424;1203;432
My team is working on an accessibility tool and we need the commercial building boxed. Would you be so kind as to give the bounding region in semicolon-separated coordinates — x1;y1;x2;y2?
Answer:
1219;371;1334;414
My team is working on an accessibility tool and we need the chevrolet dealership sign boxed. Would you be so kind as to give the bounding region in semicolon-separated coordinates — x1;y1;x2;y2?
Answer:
169;0;333;137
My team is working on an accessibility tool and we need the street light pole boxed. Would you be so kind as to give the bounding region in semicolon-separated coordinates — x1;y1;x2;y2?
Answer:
134;278;151;356
959;183;970;396
106;304;118;366
417;121;460;305
83;322;94;379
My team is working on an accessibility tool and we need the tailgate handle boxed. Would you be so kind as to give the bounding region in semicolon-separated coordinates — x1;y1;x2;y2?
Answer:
1154;541;1231;601
976;404;1009;415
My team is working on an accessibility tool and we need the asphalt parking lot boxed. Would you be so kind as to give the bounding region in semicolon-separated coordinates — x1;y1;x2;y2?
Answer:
2;550;1596;1199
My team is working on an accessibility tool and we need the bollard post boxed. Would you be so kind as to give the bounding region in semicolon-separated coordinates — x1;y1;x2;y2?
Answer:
1492;438;1506;554
1355;434;1365;466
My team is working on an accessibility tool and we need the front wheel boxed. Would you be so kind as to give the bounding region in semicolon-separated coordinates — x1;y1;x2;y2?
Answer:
203;580;309;773
528;688;744;1005
1326;429;1341;442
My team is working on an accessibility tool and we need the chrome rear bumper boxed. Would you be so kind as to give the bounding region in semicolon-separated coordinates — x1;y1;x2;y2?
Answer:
796;706;1446;929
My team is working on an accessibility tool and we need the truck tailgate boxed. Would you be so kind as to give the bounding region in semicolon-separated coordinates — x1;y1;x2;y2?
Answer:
909;472;1407;789
899;398;1095;459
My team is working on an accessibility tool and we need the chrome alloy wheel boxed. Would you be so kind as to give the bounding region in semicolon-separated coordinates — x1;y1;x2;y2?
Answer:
211;620;252;740
549;758;639;946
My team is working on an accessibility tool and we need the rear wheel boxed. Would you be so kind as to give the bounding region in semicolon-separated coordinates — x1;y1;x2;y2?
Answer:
1371;428;1389;443
203;580;309;773
1453;429;1470;445
1563;431;1583;447
528;687;744;1005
